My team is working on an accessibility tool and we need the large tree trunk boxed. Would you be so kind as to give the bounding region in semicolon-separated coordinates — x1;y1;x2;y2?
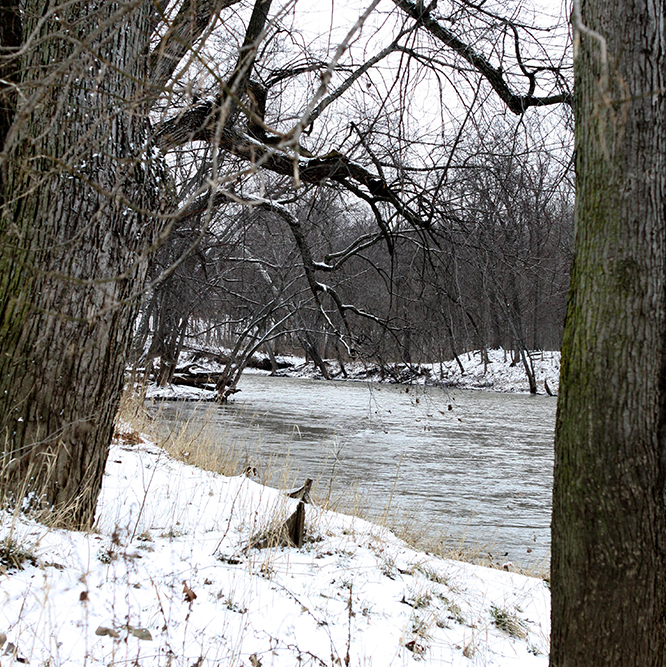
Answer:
551;0;666;663
0;2;159;528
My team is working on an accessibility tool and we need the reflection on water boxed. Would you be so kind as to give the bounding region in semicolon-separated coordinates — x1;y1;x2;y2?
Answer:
151;374;556;567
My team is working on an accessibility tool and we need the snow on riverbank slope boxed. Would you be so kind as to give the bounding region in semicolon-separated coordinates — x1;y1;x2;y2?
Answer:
294;349;562;395
0;431;550;666
432;349;560;394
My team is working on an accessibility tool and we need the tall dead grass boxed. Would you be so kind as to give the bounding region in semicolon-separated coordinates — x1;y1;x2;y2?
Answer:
116;388;244;478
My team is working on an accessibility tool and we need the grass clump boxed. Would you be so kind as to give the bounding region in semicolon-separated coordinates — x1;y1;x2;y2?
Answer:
405;611;433;658
0;536;38;570
410;612;432;638
431;590;465;625
490;603;528;639
413;562;448;585
402;585;433;610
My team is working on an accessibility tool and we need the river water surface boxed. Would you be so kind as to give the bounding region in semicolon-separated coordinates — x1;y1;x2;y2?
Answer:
152;374;556;567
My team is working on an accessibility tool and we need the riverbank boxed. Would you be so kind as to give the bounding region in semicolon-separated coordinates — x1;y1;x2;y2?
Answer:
291;349;561;395
145;348;561;401
0;426;551;666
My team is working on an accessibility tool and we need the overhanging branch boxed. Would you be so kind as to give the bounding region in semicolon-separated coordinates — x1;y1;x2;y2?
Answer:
391;0;572;114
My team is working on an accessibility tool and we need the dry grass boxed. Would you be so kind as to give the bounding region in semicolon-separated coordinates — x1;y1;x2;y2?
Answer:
116;389;245;478
0;449;99;553
490;603;529;639
418;539;549;580
0;535;38;570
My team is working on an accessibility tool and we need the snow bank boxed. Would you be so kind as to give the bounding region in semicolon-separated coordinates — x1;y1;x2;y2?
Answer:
430;349;561;394
157;348;562;399
279;349;561;395
145;384;217;401
0;432;550;666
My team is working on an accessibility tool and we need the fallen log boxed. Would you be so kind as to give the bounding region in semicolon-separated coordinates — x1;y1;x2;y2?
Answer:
168;375;218;389
169;372;229;388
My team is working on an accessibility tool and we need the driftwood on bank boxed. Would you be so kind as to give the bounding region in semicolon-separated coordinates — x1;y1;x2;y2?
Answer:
248;479;313;550
249;501;306;550
285;478;312;503
158;359;293;388
169;372;224;388
126;366;225;388
130;351;296;392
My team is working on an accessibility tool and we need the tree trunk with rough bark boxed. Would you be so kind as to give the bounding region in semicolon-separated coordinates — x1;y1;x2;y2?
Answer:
551;0;666;663
0;1;160;528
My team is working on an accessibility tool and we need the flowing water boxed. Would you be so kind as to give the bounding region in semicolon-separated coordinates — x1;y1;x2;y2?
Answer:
152;373;556;567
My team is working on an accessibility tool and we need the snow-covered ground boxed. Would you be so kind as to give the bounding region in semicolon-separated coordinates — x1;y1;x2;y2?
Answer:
0;429;551;666
426;349;560;394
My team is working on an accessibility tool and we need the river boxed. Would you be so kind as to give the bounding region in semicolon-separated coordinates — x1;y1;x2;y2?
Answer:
150;373;556;568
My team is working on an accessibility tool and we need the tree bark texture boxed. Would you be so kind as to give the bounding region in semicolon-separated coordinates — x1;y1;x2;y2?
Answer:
0;2;160;527
551;0;666;664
